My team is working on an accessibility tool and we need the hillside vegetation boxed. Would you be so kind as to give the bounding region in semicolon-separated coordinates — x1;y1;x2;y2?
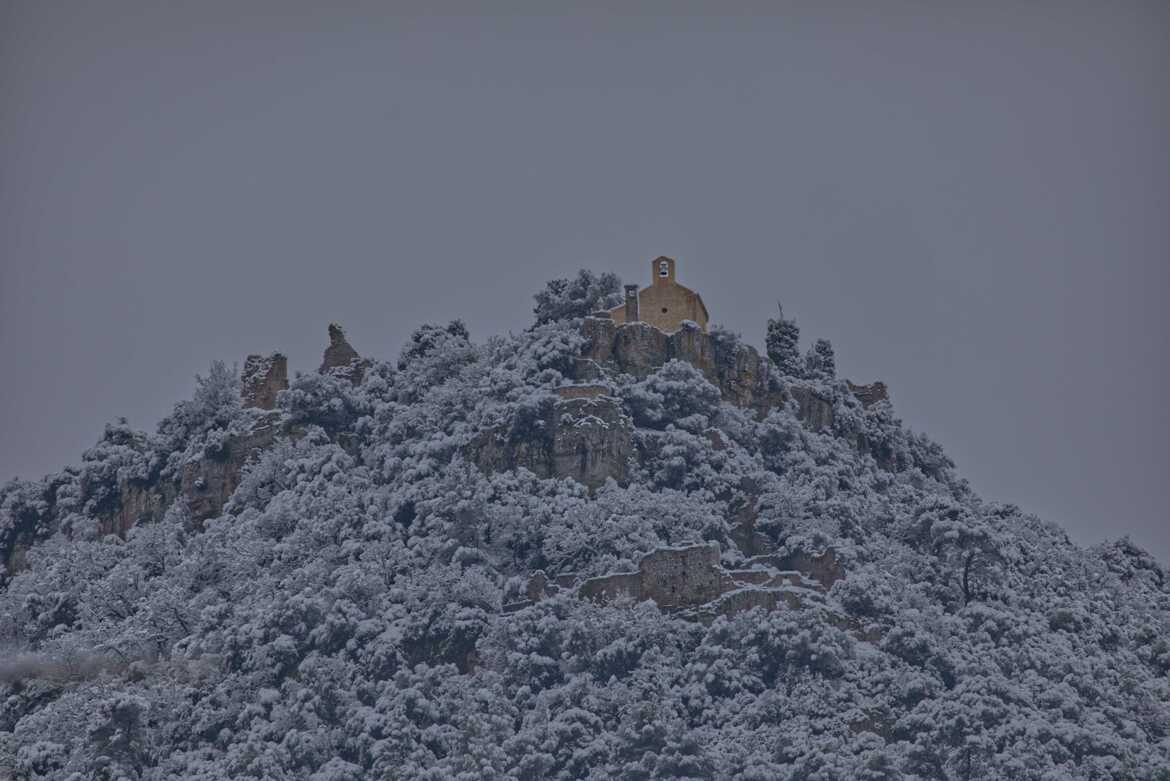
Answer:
1;271;1167;780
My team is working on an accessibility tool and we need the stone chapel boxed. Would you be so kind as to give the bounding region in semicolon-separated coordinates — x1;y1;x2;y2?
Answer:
607;256;709;333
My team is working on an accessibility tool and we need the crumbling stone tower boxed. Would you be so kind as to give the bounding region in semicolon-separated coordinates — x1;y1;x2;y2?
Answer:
321;323;360;372
241;353;288;410
319;323;366;383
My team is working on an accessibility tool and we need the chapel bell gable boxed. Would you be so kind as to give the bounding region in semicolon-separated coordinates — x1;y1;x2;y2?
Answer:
607;255;709;333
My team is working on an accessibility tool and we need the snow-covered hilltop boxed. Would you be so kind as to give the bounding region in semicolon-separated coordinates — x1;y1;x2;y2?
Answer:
1;265;1167;779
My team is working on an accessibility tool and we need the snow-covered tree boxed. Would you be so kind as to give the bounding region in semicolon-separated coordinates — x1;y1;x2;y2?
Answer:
805;337;836;380
0;268;1166;780
532;269;622;325
766;303;802;377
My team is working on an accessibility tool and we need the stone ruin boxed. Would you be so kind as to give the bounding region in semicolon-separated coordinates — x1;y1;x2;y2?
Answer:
320;323;366;382
88;324;370;540
72;332;343;545
847;380;890;407
241;353;288;410
511;542;846;621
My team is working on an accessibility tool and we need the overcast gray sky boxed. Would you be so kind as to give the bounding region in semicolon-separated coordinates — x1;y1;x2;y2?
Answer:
2;1;1167;560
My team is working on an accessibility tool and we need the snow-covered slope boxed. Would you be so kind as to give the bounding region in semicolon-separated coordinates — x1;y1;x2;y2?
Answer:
1;271;1167;779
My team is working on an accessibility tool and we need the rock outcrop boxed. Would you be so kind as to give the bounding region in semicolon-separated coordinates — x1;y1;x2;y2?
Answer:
469;391;633;490
96;478;177;538
241;353;288;410
728;484;772;557
576;543;835;617
179;416;281;523
100;418;286;532
320;323;365;382
578;318;785;417
788;384;834;432
578;317;894;438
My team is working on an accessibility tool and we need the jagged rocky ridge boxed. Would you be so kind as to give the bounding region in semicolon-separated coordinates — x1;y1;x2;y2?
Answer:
0;274;1167;780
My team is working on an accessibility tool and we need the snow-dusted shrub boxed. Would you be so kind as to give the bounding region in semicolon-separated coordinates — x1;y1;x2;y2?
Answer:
1;268;1167;779
805;337;836;380
156;361;242;447
623;359;721;432
531;268;622;325
281;371;369;434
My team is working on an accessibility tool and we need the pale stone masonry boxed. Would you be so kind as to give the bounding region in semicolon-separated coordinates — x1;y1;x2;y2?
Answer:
609;256;709;333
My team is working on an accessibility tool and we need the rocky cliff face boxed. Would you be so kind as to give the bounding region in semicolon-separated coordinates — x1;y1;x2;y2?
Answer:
178;415;281;523
579;317;785;414
578;315;832;427
2;413;287;581
787;384;835;432
551;395;633;489
95;478;177;538
577;316;895;444
469;391;633;490
468;316;891;491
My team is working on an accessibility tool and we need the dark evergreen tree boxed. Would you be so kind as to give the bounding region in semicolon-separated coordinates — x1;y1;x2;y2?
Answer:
815;338;836;379
805;338;837;380
766;303;802;376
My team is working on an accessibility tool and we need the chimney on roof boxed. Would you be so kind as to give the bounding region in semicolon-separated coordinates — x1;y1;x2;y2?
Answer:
624;284;640;323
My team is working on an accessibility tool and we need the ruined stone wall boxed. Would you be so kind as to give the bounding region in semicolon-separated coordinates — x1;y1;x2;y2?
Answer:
748;549;845;589
847;380;889;407
555;383;609;400
638;544;725;609
242;353;288;410
575;542;839;617
577;572;643;604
